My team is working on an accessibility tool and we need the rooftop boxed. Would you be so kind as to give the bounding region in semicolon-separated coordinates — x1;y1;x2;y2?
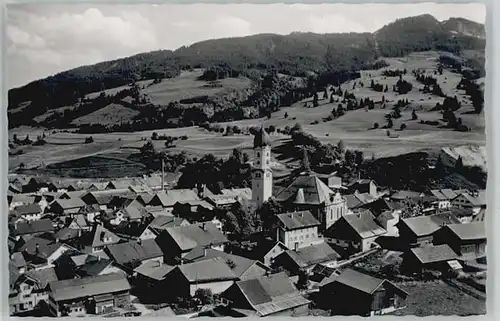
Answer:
410;244;459;264
277;211;320;230
106;240;163;266
275;175;335;205
400;213;461;237
446;222;486;240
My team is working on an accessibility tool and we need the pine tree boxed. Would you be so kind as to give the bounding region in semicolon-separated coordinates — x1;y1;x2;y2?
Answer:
313;92;319;107
412;109;418;120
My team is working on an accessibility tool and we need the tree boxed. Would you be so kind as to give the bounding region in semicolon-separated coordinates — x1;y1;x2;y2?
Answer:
387;117;394;128
284;112;289;119
19;162;25;169
382;95;385;103
194;288;214;305
344;150;356;168
164;136;175;148
384;85;389;92
296;270;309;290
84;136;94;144
412;109;418;120
370;79;375;88
455;155;464;171
373;122;379;129
313;92;319;107
330;93;334;103
151;132;159;140
226;125;234;136
268;125;276;135
13;134;19;144
323;88;328;100
258;198;283;233
400;123;407;131
354;150;364;167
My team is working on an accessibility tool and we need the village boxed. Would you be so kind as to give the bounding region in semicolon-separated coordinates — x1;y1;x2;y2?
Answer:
7;128;487;317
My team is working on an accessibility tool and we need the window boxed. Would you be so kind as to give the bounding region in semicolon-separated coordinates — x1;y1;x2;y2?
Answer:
257;160;260;165
267;152;270;157
257;152;260;157
266;160;270;165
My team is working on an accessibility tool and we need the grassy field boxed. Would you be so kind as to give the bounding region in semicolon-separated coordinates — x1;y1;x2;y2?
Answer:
8;51;486;176
143;69;252;106
392;280;486;316
71;103;140;126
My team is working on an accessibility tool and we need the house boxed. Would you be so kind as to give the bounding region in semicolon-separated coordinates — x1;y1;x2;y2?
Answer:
11;219;55;240
182;248;269;281
19;237;73;268
106;178;145;190
54;252;123;279
222;272;310;317
273;242;339;275
105;239;163;273
53;227;82;244
433;222;486;260
81;189;135;210
110;199;149;226
318;268;408;316
156;222;228;264
346;179;378;198
345;193;377;212
142;215;190;240
451;190;487;214
78;204;102;223
133;261;176;300
402;244;459;273
276;210;322;250
49;198;86;216
232;237;288;267
396;213;461;248
8;194;39;211
148;189;201;214
324;210;387;255
67;214;90;231
79;224;121;254
47;273;131;316
59;190;86;200
163;258;238;297
361;199;402;237
11;204;42;222
128;184;153;194
275;174;348;230
9;267;59;315
430;189;461;210
220;188;252;200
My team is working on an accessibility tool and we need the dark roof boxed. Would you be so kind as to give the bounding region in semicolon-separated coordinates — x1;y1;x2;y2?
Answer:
275;175;335;205
152;189;200;207
149;215;188;231
285;242;339;268
134;261;175;281
446;222;486;240
106;240;163;266
253;127;271;148
234;272;310;316
400;213;461;237
52;198;86;210
324;268;408;296
183;249;266;278
19;237;65;259
12;204;41;215
410;244;459;264
120;199;148;220
340;211;387;239
54;227;80;241
15;219;54;235
49;272;131;302
24;267;59;288
164;222;228;251
78;257;114;277
277;211;319;230
430;189;459;201
177;258;237;282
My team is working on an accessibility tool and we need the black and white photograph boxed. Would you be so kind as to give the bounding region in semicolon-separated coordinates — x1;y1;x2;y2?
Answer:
5;2;487;318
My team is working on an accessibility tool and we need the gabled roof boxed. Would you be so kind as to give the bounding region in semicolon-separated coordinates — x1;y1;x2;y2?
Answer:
107;178;146;190
275;175;334;205
177;258;237;282
164;222;228;251
410;244;459;264
52;198;86;210
285;242;339;268
49;272;131;302
277;211;320;230
391;190;424;201
82;189;134;205
9;194;38;205
19;237;66;259
149;215;189;231
83;225;121;248
152;189;200;207
233;272;310;316
446;222;486;240
323;268;408;296
329;210;387;239
455;191;487;207
128;185;153;194
12;204;41;215
134;261;175;281
106;240;163;266
24;267;59;288
14;219;54;235
431;189;459;201
54;227;80;241
78;257;114;277
120;199;148;220
183;249;268;278
400;213;461;237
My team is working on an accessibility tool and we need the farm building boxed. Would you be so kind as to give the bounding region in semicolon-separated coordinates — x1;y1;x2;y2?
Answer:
324;210;387;255
451;190;486;214
78;224;121;254
273;242;340;275
222;272;310;317
396;213;461;248
433;222;486;260
47;273;131;316
148;189;201;214
105;239;164;273
318;268;408;316
401;244;459;273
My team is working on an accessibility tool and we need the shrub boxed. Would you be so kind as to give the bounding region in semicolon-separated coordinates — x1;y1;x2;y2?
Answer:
84;136;94;144
400;123;407;131
373;122;379;129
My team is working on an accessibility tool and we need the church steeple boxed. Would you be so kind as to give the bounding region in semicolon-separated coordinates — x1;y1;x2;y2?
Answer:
252;127;273;207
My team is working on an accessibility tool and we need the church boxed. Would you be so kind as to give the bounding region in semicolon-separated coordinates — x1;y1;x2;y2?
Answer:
251;128;348;230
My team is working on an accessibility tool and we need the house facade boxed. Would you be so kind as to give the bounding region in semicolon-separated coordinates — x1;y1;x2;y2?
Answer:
276;211;321;250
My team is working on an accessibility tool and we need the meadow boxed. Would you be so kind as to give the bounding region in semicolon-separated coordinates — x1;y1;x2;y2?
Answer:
8;51;485;176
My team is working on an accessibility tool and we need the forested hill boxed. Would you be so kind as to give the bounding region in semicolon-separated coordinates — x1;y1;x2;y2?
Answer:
8;14;485;111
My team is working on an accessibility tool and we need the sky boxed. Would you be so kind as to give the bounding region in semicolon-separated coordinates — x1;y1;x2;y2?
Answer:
6;3;486;89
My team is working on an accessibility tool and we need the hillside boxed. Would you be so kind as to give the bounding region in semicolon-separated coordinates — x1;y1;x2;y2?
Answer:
442;17;486;39
7;14;485;131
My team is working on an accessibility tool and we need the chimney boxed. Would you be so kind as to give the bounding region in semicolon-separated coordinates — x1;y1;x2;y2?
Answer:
294;243;298;251
138;238;142;245
35;243;40;254
204;247;207;257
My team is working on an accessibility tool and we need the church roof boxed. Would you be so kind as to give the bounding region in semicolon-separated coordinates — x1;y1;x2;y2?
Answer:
275;175;334;205
253;127;271;148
